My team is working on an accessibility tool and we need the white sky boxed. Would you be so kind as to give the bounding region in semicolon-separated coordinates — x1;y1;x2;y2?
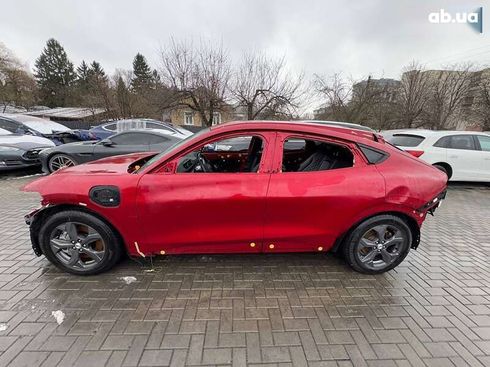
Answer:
2;0;489;111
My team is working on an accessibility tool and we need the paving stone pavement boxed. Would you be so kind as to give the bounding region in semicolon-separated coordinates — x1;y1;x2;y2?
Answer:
0;176;489;367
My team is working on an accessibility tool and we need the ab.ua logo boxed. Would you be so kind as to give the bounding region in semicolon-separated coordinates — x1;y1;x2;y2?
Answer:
428;7;483;33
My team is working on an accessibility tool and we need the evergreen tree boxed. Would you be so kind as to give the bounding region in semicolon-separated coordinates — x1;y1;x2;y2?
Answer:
34;38;76;107
89;61;107;82
131;53;154;92
77;61;90;83
116;75;132;117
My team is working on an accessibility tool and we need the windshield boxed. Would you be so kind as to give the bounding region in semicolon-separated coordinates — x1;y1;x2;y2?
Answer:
388;134;425;147
138;127;209;171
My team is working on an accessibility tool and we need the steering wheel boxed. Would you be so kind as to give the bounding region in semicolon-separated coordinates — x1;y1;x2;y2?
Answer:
196;152;214;172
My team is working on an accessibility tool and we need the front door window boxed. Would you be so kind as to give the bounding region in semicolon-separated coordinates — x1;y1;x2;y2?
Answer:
176;135;264;173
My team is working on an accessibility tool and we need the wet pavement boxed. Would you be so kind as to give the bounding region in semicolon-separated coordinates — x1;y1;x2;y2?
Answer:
0;175;489;366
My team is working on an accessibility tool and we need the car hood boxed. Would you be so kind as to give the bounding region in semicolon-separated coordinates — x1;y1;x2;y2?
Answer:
0;134;55;148
51;151;156;175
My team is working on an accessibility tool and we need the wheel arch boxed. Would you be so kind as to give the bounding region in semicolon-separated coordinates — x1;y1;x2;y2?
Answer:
432;162;452;179
30;204;126;256
332;210;421;253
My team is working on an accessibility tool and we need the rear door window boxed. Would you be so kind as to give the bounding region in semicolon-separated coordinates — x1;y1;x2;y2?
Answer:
389;134;425;147
434;135;477;150
281;137;354;172
147;134;170;144
476;135;490;151
110;132;151;145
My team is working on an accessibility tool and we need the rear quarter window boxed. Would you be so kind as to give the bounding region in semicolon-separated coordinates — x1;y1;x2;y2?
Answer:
388;134;425;147
358;144;388;164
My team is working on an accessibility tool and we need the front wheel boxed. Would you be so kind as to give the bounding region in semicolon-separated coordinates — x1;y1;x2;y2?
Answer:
38;210;123;275
343;215;412;274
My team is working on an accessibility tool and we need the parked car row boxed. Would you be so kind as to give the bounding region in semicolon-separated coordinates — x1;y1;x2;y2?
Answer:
382;130;490;182
0;115;192;173
40;129;182;173
2;114;489;183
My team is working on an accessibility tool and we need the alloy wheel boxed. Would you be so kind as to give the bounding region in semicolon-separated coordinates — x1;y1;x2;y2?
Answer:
356;224;408;271
49;222;106;271
49;155;76;172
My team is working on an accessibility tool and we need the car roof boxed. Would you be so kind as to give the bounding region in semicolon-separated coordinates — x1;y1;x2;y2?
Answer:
0;113;22;123
298;120;375;132
113;128;181;137
104;118;174;127
387;130;488;137
0;113;48;123
210;120;380;143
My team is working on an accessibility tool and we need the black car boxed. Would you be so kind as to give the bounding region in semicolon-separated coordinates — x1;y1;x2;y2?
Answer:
0;143;52;172
39;129;183;173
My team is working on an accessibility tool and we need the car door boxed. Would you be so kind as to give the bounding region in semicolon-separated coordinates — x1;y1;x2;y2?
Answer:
263;132;385;253
136;131;275;255
438;135;481;180
475;135;490;181
92;132;151;159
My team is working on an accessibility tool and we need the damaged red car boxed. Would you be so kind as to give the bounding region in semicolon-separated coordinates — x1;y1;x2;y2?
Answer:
23;121;447;275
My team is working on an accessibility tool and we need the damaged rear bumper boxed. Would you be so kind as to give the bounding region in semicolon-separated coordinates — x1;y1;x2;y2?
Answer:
417;189;447;216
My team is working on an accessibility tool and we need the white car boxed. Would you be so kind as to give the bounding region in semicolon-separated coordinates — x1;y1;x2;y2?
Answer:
383;130;490;182
0;127;55;148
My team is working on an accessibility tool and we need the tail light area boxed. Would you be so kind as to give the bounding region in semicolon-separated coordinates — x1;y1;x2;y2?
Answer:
405;150;424;158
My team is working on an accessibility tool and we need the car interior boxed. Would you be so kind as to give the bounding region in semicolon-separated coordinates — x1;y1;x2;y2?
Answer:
176;136;354;173
282;138;354;172
177;135;264;173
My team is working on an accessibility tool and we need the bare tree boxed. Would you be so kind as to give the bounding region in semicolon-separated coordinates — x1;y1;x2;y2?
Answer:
230;53;304;120
395;62;431;128
160;39;231;127
313;73;392;127
0;43;37;111
472;71;490;131
423;63;475;130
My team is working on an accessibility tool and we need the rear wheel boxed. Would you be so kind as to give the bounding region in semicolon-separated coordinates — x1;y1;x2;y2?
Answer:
48;154;77;172
343;215;412;274
38;210;123;275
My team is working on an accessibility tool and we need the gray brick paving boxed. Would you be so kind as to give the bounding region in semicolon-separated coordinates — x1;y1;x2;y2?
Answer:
0;176;489;366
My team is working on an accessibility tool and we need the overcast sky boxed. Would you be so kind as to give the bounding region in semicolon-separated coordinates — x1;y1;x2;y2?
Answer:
2;1;488;82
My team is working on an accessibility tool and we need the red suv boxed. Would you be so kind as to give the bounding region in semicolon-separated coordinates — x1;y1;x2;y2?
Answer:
23;121;447;275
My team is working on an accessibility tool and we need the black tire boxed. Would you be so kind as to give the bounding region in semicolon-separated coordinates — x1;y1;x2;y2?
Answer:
48;153;77;173
38;210;123;275
433;164;450;179
342;215;412;274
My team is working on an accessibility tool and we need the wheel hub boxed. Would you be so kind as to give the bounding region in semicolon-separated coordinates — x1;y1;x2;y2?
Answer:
357;224;408;271
49;221;106;271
